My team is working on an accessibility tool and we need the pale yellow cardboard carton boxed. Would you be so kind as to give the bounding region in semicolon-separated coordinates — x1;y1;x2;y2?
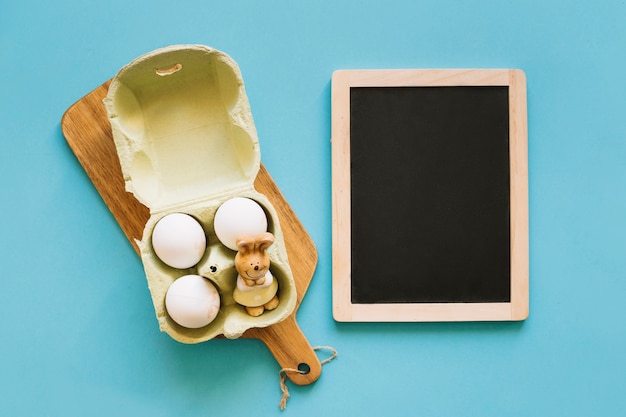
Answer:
104;45;296;342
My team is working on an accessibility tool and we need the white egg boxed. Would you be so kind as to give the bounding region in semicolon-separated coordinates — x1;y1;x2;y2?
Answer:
151;213;207;269
213;197;268;251
165;275;220;328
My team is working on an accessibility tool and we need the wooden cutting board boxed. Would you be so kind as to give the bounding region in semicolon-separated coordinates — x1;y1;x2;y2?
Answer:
61;80;321;385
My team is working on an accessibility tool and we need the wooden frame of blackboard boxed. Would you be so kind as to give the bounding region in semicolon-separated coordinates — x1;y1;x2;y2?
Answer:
331;69;528;322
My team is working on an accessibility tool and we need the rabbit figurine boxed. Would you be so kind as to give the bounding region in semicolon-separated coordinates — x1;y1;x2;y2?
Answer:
233;232;280;316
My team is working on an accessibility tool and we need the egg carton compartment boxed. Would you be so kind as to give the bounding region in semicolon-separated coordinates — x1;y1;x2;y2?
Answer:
140;193;296;342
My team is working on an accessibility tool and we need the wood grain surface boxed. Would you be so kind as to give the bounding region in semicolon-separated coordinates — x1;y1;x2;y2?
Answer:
61;81;321;385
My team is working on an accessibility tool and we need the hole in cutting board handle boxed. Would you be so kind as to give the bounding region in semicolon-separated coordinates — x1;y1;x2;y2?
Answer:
155;63;183;76
297;363;311;374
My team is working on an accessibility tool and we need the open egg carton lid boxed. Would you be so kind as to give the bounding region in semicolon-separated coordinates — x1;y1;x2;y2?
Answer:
104;44;260;212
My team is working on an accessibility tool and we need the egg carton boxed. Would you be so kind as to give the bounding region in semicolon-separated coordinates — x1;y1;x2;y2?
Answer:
104;45;297;342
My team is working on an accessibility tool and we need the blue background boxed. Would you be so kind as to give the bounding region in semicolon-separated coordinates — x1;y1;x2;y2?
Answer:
2;1;625;415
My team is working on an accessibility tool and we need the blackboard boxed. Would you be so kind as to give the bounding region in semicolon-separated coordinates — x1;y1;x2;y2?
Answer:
331;69;528;322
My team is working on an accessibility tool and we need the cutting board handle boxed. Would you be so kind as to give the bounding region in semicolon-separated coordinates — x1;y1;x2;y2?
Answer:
248;316;321;385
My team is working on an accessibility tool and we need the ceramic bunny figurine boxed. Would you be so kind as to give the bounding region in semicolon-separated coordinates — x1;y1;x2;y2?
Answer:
233;232;280;316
